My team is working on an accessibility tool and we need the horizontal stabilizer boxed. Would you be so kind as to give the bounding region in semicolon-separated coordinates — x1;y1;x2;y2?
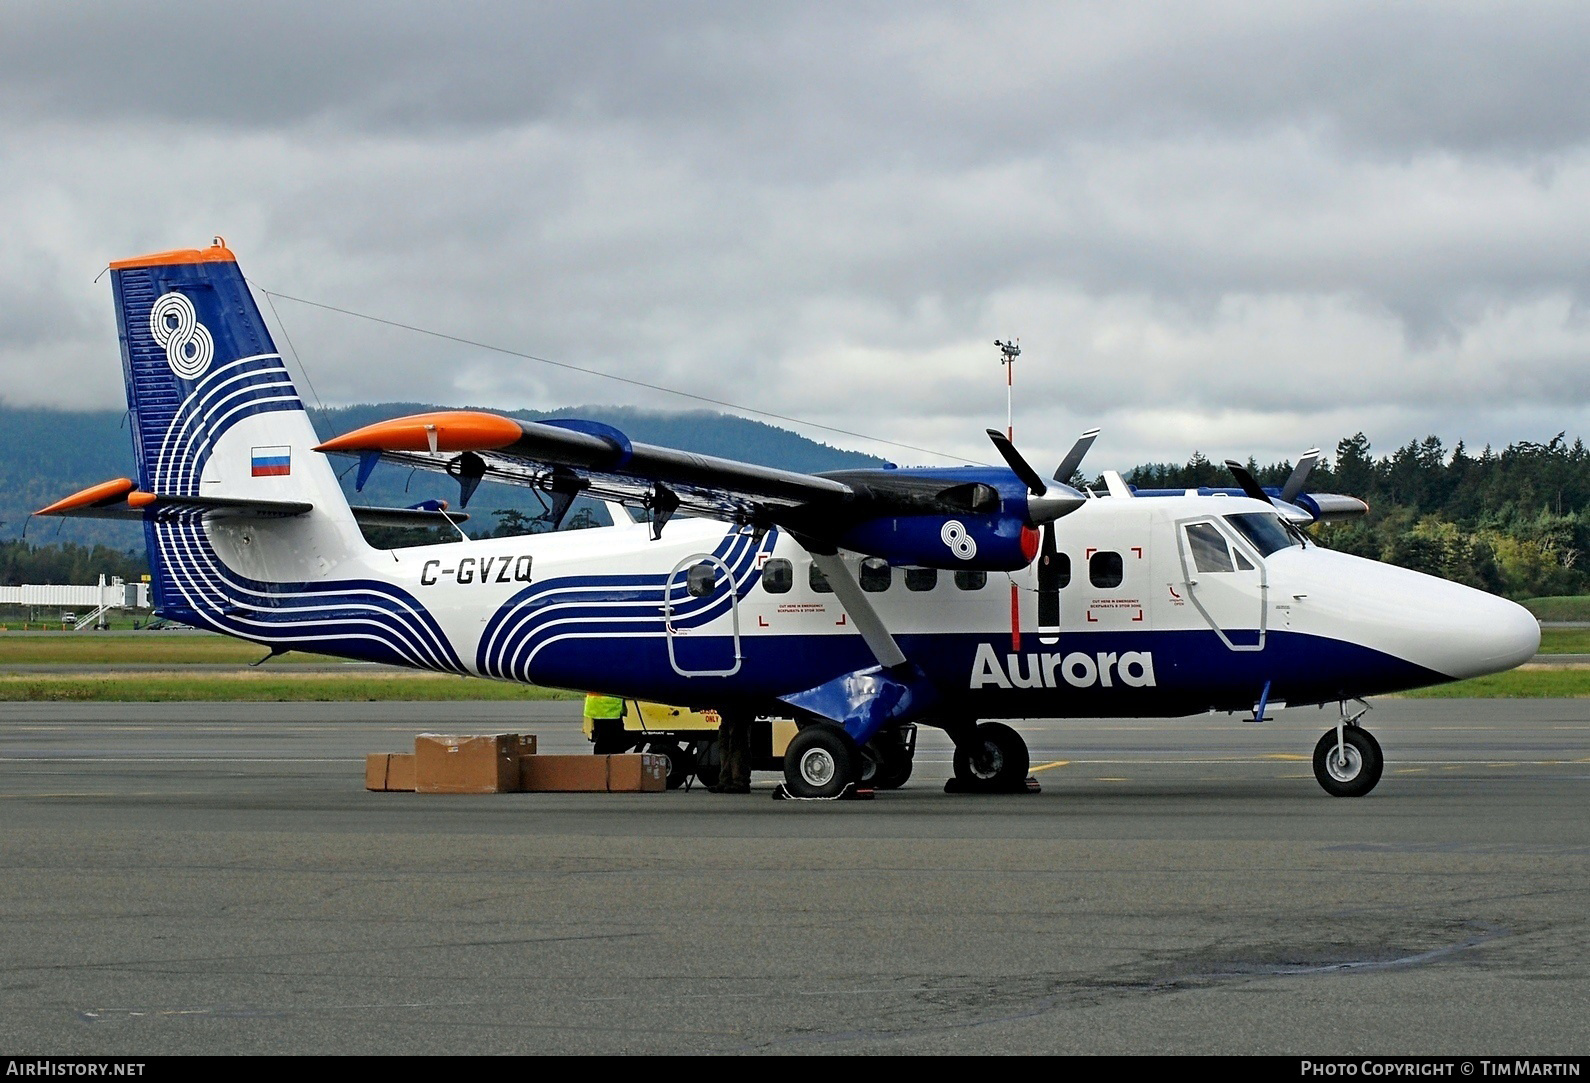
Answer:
35;479;311;520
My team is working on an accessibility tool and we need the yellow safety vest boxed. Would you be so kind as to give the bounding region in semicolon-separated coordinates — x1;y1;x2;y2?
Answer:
583;693;624;720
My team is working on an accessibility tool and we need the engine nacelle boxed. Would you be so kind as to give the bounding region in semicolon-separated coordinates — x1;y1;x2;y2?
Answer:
832;514;1039;571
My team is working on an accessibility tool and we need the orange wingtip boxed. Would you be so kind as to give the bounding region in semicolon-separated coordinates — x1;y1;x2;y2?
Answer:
126;491;158;508
315;411;524;454
109;240;236;271
35;477;137;516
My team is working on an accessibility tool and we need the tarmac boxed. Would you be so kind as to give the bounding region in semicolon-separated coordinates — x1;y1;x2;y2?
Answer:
0;698;1586;1055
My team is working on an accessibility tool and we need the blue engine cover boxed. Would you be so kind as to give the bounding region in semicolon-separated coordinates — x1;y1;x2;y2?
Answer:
833;513;1035;571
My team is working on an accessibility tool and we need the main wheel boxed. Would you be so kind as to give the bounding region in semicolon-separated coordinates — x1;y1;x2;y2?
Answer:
952;721;1030;792
783;724;860;799
860;731;914;790
642;740;692;790
1312;726;1384;797
691;740;720;789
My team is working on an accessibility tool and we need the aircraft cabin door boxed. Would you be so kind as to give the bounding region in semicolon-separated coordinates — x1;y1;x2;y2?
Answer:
663;554;743;677
1176;517;1266;651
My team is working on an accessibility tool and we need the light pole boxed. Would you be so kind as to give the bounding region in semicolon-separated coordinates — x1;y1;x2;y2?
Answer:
995;338;1020;440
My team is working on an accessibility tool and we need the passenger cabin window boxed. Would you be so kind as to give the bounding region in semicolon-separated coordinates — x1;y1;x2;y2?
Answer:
761;558;793;594
1225;511;1298;557
809;561;834;594
1185;523;1234;573
686;561;718;598
1089;550;1124;588
1039;549;1071;590
954;569;987;591
905;567;938;592
859;558;891;592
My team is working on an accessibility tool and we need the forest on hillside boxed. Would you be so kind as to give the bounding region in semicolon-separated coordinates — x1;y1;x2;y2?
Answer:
1125;432;1590;598
4;431;1589;601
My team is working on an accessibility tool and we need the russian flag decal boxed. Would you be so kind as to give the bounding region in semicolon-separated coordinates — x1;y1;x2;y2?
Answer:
251;446;291;477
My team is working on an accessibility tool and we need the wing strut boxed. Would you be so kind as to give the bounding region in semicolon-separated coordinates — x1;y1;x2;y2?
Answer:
799;544;907;670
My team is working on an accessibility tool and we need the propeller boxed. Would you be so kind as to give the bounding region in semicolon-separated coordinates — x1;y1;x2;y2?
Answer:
1224;458;1316;529
446;451;487;509
1222;459;1273;505
1279;448;1321;504
985;429;1087;525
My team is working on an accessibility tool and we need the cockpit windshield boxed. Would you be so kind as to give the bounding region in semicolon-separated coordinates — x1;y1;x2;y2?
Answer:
1224;511;1301;556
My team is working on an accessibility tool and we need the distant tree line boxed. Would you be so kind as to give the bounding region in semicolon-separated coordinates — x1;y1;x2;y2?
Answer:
0;541;149;587
1125;433;1590;599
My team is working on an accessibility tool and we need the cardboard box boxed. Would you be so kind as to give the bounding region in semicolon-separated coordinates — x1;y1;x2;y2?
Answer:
520;754;611;792
609;753;667;793
365;753;390;791
414;734;522;794
518;734;537;757
519;753;668;793
388;752;416;791
364;752;418;792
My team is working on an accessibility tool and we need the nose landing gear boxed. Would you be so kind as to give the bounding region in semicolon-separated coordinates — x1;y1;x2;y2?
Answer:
1312;699;1384;797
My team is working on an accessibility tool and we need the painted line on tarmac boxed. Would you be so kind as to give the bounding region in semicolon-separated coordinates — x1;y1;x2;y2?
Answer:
1029;759;1071;773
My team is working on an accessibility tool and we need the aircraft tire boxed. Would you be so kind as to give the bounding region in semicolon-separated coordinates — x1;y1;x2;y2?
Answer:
784;724;860;799
952;721;1029;792
642;740;692;790
692;740;721;789
861;734;914;790
1312;726;1383;797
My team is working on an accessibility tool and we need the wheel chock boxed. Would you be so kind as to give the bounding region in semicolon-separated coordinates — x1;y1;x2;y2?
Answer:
772;782;875;801
943;775;1042;795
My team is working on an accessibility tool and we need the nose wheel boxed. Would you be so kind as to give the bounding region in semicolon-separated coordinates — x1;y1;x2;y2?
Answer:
1312;725;1383;797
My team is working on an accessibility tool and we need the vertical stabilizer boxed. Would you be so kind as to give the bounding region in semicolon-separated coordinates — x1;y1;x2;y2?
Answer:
105;242;456;669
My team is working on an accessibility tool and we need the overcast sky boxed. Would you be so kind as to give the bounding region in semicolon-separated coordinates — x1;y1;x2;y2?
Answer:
4;1;1589;473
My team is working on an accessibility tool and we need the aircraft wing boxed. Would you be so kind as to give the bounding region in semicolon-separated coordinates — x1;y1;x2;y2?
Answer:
316;411;872;537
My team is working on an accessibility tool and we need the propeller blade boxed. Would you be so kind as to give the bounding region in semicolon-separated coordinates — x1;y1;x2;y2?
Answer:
1223;460;1273;505
446;451;487;509
1053;428;1101;487
985;429;1048;495
1279;448;1321;504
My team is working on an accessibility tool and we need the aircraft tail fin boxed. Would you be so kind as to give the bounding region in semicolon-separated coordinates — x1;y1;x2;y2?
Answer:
108;241;379;634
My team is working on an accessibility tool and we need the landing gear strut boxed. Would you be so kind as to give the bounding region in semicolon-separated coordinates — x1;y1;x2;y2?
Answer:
859;725;916;791
950;721;1031;793
1312;699;1384;797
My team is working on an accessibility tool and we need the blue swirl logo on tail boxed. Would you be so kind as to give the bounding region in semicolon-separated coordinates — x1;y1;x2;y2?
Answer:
149;292;214;379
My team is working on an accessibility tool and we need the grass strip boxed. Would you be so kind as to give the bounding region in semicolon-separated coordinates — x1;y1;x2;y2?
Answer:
1522;595;1590;622
1396;667;1590;698
0;672;581;702
0;636;344;665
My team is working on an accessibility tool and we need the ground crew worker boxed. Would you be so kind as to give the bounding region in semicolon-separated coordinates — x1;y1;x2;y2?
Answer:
709;707;752;794
583;692;626;754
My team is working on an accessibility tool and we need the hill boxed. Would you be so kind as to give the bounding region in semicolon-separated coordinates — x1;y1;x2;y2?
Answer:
0;402;884;550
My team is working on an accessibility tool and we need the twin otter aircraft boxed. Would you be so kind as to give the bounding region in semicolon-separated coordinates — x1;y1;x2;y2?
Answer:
39;242;1541;798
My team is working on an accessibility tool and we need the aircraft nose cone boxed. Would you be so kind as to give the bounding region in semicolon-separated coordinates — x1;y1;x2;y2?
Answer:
1439;592;1541;680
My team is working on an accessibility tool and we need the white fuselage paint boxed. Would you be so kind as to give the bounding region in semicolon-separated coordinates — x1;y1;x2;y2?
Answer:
190;414;1540;704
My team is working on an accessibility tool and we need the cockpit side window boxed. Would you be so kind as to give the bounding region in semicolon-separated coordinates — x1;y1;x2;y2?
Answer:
1185;522;1235;573
1225;512;1299;557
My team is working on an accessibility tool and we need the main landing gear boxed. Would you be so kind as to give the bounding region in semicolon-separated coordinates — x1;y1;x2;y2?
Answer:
947;721;1032;793
781;723;919;799
1312;700;1384;797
